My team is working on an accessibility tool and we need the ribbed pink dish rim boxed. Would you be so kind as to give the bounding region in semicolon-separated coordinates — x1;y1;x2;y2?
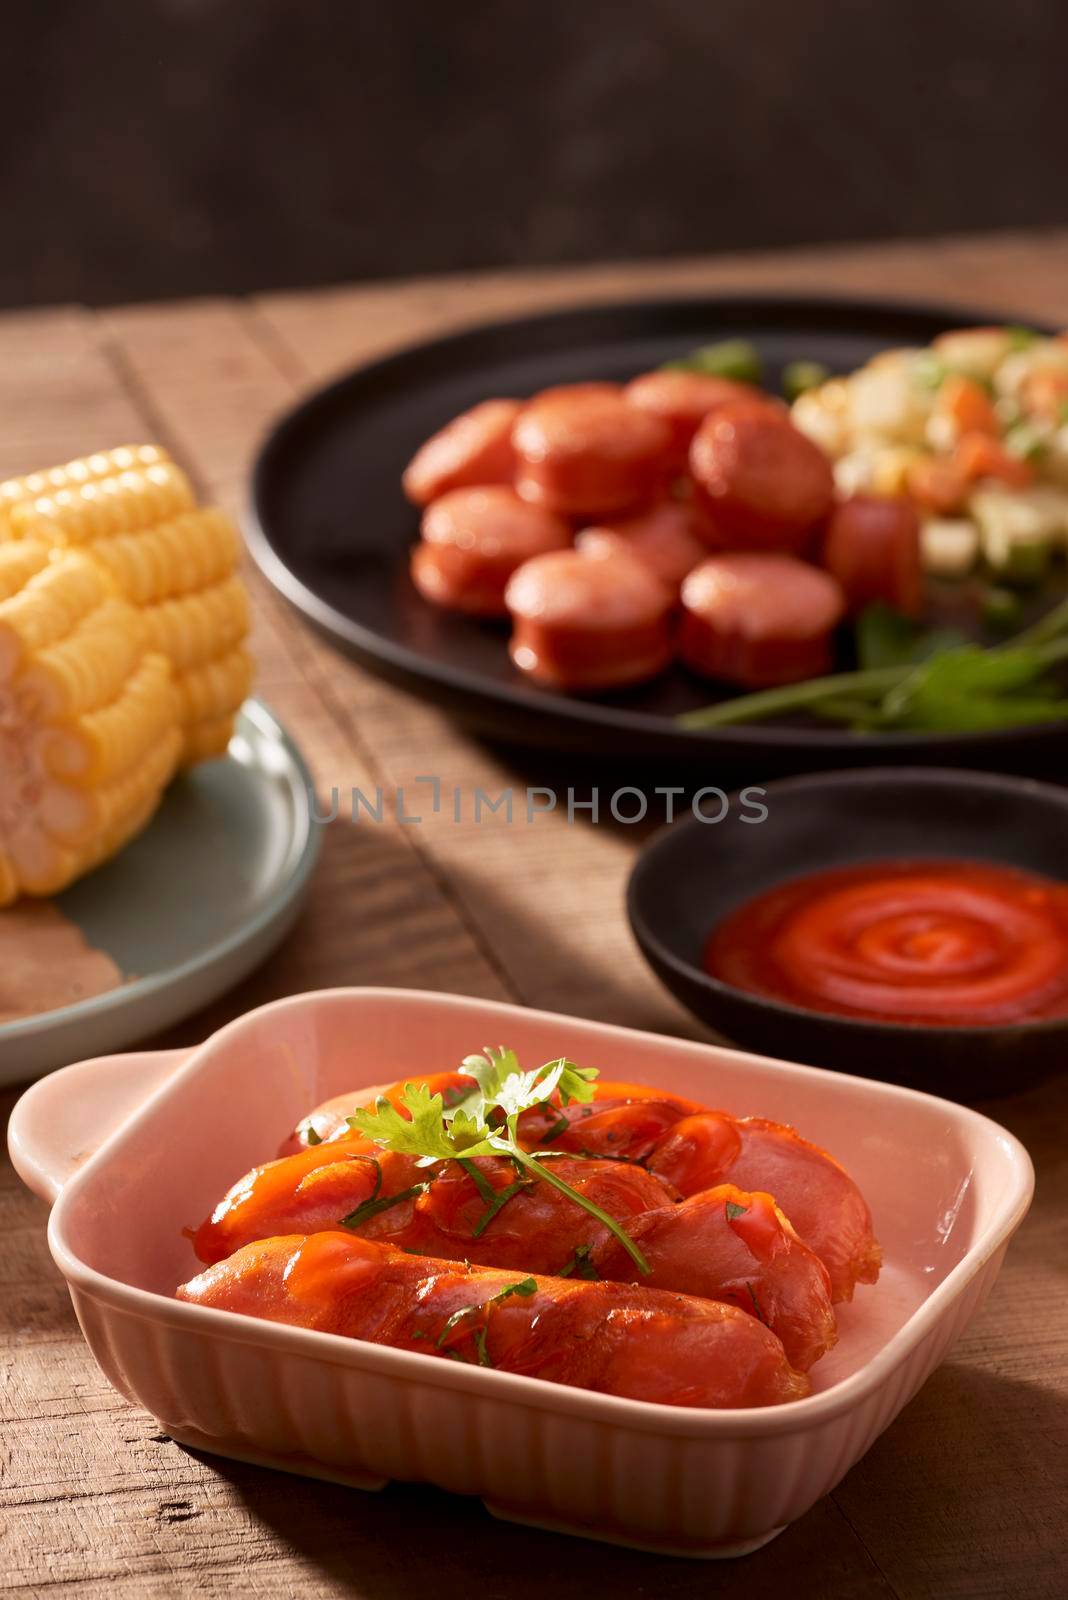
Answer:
39;987;1036;1439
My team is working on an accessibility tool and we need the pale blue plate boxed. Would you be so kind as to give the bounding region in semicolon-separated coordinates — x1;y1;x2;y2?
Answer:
0;699;320;1088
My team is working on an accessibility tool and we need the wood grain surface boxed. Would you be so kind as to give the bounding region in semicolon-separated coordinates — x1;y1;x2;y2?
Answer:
2;232;1067;1599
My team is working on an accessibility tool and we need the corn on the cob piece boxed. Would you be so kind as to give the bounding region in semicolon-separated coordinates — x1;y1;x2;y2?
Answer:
0;445;172;540
2;452;251;766
0;545;180;906
10;463;196;547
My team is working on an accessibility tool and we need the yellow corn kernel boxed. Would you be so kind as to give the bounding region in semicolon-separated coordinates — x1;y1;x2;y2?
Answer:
0;446;172;539
0;541;50;603
10;464;196;547
142;577;249;673
174;644;253;727
88;509;241;605
0;552;180;906
180;714;236;766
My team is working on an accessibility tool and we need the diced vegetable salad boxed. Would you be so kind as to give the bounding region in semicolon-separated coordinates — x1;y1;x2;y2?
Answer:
790;326;1068;586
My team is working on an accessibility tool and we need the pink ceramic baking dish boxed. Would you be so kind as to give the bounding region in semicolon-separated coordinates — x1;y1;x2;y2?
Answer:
8;987;1033;1559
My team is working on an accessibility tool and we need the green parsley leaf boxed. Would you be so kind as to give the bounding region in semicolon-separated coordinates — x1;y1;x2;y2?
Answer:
725;1200;749;1221
304;1124;322;1146
348;1082;498;1162
661;338;763;385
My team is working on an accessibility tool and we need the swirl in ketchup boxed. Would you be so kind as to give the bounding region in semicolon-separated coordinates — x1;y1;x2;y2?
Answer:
706;858;1068;1027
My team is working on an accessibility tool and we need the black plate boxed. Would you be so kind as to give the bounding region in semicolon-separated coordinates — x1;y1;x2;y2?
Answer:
248;294;1068;774
627;766;1068;1098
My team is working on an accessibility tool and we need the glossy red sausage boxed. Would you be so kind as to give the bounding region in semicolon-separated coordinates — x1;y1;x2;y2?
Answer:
410;487;571;616
194;1146;836;1369
623;370;767;468
689;403;835;551
177;1233;809;1407
679;553;845;687
647;1114;881;1302
512;384;672;517
575;499;708;594
596;1184;836;1372
506;545;674;691
402;399;522;506
821;494;923;617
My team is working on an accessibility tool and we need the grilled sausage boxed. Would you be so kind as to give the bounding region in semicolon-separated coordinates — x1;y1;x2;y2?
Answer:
506;544;674;691
512;384;672;517
689;403;835;551
821;493;923;616
679;553;845;687
410;487;571;616
402;399;522;506
177;1232;810;1407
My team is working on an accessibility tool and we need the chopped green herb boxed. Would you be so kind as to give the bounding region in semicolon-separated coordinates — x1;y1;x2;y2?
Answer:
559;1244;600;1280
856;603;967;672
304;1124;322;1146
471;1176;532;1238
662;338;762;385
435;1277;539;1367
338;1180;428;1231
1005;324;1040;350
457;1157;497;1204
1004;422;1049;463
538;1113;570;1145
745;1283;767;1325
782;359;831;402
725;1200;749;1221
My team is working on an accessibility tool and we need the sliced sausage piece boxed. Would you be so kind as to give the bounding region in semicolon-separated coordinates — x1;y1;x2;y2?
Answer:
646;1113;881;1303
679;553;845;687
689;403;835;550
822;494;923;616
410;487;571;616
575;498;708;594
178;1233;809;1407
623;370;767;467
506;544;674;691
402;399;523;506
512;383;672;517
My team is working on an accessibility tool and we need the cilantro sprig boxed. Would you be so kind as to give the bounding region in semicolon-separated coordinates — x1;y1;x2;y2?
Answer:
347;1049;651;1274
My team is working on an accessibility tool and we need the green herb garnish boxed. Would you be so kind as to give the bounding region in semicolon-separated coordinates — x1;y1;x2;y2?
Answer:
679;599;1068;736
348;1050;651;1274
725;1200;749;1221
538;1113;570;1145
436;1276;539;1367
304;1124;322;1146
339;1179;427;1230
471;1176;533;1238
1005;324;1040;350
745;1283;767;1324
558;1244;600;1280
661;338;762;385
782;359;831;402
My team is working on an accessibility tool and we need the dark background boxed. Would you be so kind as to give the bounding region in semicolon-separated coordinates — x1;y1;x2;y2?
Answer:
4;0;1066;309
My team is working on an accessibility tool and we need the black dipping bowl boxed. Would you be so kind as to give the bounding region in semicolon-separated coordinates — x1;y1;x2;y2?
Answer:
627;767;1068;1099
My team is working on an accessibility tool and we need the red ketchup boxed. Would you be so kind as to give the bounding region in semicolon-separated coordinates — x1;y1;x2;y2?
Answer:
706;858;1068;1026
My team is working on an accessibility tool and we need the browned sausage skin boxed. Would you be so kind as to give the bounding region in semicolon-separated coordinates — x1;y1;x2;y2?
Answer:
512;384;673;517
679;553;845;687
689;403;835;551
506;544;675;690
411;487;571;616
402;399;523;506
178;1233;810;1408
822;494;923;617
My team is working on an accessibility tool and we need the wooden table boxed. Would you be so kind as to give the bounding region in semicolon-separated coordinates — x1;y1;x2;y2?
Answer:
3;232;1067;1599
